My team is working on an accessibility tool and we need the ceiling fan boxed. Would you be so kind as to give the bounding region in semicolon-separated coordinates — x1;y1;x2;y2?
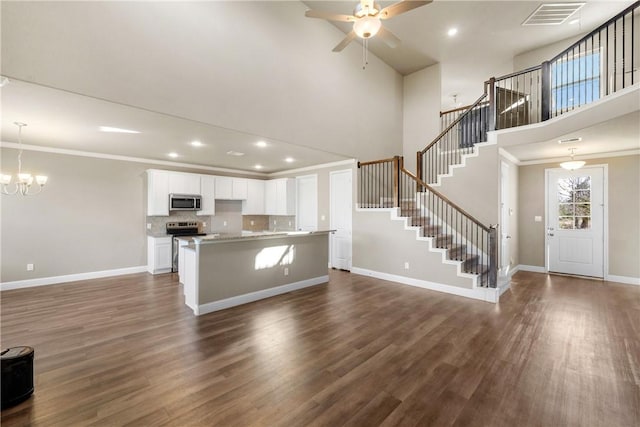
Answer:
305;0;431;52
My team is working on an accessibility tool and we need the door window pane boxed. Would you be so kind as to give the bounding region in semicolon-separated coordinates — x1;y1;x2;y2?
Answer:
557;176;591;230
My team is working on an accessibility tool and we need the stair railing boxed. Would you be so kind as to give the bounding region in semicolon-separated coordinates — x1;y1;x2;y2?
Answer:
357;156;401;208
486;1;639;130
357;155;498;287
398;165;497;288
417;91;489;184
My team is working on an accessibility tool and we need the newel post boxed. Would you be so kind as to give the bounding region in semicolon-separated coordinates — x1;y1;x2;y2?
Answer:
487;78;497;132
416;151;423;182
541;60;551;122
488;225;498;288
392;156;400;208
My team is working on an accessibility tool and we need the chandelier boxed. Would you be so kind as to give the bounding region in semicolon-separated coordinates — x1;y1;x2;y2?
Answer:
1;122;48;195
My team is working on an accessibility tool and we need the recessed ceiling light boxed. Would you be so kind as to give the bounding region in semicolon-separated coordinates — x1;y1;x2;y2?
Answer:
447;28;458;37
255;141;268;148
190;140;203;147
284;157;294;163
99;126;140;134
254;164;263;170
168;152;179;158
569;19;580;25
226;150;245;156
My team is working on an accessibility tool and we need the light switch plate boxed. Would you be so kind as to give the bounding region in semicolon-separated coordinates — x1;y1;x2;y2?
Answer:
534;215;542;222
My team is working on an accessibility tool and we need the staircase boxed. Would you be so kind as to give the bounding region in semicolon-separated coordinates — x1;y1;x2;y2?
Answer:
356;2;638;295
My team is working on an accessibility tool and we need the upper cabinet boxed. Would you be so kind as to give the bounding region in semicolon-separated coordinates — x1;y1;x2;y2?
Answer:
198;175;216;216
168;172;201;195
265;178;295;216
242;179;265;215
147;170;169;216
215;177;248;200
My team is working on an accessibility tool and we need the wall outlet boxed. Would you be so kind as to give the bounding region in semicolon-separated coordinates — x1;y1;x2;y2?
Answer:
203;222;207;227
321;215;326;221
288;221;292;227
274;220;277;225
284;267;289;276
250;220;254;226
146;223;151;230
404;262;409;270
27;263;34;271
223;221;227;227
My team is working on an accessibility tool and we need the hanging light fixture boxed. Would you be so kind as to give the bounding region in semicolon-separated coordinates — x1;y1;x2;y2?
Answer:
560;148;586;171
1;122;48;196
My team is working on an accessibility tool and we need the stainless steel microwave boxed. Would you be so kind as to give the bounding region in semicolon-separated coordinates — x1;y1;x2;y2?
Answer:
169;194;202;211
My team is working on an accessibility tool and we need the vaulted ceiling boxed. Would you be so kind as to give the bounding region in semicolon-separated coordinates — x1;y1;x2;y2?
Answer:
1;1;636;171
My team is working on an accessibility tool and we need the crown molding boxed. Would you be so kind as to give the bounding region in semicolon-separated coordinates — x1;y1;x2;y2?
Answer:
517;149;640;166
267;158;356;177
0;141;270;177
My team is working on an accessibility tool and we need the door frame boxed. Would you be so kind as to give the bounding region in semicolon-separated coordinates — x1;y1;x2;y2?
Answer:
500;160;510;276
329;169;353;270
544;164;609;278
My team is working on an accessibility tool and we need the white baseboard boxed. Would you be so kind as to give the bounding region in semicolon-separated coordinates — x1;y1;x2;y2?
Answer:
1;266;148;291
195;275;329;316
605;274;640;286
515;264;546;273
351;267;500;303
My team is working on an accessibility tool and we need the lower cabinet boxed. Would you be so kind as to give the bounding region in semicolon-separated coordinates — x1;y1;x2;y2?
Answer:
147;236;172;274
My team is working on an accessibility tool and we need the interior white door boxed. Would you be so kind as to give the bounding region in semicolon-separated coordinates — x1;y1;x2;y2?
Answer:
296;175;318;231
330;169;352;271
546;167;604;277
500;161;511;275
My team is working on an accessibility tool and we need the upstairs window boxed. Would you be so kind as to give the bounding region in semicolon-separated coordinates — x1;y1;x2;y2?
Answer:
551;50;601;113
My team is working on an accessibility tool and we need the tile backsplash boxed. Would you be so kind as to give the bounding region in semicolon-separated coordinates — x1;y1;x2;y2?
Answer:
149;202;295;235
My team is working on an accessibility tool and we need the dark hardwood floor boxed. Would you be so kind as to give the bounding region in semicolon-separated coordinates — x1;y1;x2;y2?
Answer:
1;270;639;426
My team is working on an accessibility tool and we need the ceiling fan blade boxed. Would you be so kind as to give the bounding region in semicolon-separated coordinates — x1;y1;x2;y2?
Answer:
379;0;431;20
332;31;357;52
305;9;356;22
377;26;401;49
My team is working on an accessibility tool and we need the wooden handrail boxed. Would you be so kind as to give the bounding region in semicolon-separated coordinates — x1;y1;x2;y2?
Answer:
358;157;397;167
419;92;488;155
488;64;542;84
400;166;492;233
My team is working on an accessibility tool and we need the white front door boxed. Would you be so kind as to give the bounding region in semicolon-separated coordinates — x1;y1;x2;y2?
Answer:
546;167;604;278
296;175;318;231
330;169;352;271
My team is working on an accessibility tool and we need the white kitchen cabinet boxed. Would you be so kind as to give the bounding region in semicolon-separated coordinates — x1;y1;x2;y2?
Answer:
242;179;265;215
265;178;295;215
215;176;248;200
198;175;216;216
147;170;170;216
169;172;201;195
147;236;172;274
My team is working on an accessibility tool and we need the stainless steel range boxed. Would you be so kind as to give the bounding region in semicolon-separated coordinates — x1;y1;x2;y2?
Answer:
166;221;206;273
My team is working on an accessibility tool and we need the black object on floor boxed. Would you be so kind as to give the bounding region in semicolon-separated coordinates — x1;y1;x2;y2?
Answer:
1;346;34;410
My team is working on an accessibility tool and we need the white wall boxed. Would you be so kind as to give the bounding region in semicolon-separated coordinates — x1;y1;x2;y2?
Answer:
402;64;442;172
513;35;583;71
1;1;403;160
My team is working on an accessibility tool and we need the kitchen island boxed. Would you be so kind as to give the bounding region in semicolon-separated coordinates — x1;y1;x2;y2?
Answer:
181;230;332;315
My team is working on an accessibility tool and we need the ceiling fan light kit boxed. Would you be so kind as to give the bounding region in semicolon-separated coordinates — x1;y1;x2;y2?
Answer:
305;0;431;55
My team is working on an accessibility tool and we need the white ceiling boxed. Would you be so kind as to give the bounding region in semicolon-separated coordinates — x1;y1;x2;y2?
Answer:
1;0;637;170
304;0;635;108
506;111;640;162
0;79;349;173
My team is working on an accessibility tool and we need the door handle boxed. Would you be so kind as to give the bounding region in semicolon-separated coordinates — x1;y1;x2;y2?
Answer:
506;235;511;239
548;233;554;237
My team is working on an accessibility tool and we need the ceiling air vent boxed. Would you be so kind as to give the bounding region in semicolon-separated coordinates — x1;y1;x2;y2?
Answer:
522;3;585;26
